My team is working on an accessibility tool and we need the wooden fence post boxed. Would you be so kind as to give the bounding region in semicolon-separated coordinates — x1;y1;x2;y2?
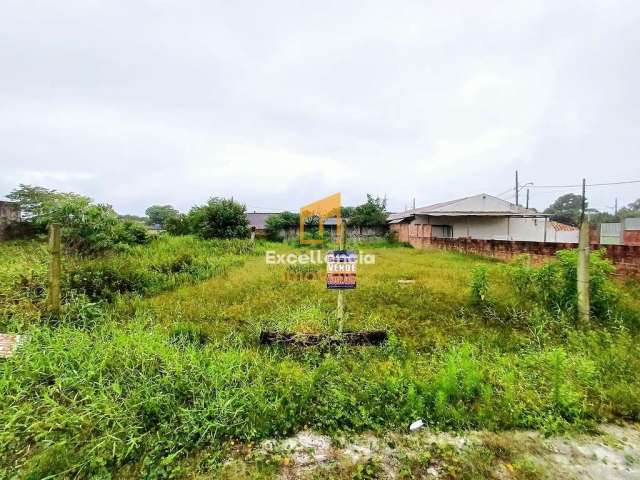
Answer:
48;223;61;315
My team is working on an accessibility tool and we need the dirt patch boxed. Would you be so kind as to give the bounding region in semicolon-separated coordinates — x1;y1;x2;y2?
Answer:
253;424;640;479
0;334;25;358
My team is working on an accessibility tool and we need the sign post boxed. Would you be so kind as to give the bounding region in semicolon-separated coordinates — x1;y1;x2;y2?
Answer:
327;223;356;334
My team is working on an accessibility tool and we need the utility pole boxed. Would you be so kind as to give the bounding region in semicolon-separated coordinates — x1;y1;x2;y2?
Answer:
412;197;416;210
526;188;530;209
515;170;519;206
48;224;61;316
577;179;590;327
614;198;618;216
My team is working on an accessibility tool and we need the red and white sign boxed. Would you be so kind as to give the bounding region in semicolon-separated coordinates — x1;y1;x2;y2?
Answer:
326;251;357;289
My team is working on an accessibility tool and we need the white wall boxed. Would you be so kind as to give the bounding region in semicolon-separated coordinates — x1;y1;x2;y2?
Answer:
410;215;578;243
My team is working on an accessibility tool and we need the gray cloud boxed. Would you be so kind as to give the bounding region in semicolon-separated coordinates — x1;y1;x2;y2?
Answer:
1;0;639;214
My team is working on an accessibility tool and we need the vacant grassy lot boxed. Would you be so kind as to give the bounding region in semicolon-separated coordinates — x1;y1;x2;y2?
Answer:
1;236;639;478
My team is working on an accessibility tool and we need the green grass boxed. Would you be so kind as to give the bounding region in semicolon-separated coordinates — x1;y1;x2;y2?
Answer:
0;235;267;331
0;238;639;478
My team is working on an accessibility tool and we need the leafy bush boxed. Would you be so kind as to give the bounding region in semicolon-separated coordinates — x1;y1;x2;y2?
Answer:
67;263;152;301
164;213;191;235
0;220;40;240
114;220;150;246
470;265;490;304
187;197;250;239
65;236;258;301
507;248;621;322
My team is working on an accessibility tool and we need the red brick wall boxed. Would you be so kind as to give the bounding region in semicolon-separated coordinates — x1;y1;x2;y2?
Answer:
391;223;433;248
429;237;640;277
623;230;640;246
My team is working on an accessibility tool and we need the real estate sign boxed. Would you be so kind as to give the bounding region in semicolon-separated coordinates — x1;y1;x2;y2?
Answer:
326;251;357;289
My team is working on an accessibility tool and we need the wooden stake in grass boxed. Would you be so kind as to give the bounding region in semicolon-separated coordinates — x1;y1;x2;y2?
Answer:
48;223;62;316
577;179;590;327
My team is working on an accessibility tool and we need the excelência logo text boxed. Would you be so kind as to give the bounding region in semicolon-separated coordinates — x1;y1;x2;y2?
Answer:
265;250;376;265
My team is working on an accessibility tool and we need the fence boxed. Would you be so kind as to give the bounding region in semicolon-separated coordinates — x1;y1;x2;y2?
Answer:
429;237;640;277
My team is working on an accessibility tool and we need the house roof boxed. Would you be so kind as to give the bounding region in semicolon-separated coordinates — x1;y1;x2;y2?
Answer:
387;193;542;222
246;212;277;230
551;221;578;232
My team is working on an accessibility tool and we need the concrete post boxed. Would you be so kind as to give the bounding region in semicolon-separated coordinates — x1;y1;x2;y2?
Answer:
577;179;590;327
577;221;590;326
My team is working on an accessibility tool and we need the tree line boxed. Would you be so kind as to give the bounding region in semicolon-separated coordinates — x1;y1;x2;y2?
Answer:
543;193;640;227
4;185;389;252
5;184;638;253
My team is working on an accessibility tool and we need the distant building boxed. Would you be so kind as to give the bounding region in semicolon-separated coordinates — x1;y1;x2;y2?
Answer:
246;212;278;237
387;193;578;247
600;218;640;246
0;201;21;239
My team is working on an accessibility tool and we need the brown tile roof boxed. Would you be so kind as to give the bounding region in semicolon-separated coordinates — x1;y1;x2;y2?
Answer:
551;221;578;232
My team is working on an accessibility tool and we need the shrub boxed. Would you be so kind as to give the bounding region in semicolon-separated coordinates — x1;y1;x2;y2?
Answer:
470;266;490;304
67;263;151;301
0;221;40;240
114;220;150;246
164;214;190;235
507;248;620;322
187;197;250;239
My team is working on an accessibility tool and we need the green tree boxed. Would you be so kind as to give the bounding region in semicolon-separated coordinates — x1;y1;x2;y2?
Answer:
119;214;148;223
589;211;618;226
164;213;191;236
5;184;148;253
265;211;299;240
349;194;388;228
543;193;586;226
7;184;82;225
187;197;249;239
145;205;179;228
341;206;356;220
618;198;640;220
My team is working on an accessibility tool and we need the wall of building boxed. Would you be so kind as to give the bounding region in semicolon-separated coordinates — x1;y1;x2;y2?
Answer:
430;237;640;277
624;230;640;246
597;218;640;246
0;202;20;240
404;215;578;243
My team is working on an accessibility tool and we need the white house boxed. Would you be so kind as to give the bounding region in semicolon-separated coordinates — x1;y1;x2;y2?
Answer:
388;193;578;245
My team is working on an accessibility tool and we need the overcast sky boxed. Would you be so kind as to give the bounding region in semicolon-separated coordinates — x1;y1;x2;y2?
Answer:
1;1;639;215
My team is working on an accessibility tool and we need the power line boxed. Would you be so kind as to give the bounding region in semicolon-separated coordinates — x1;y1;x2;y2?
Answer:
529;179;640;189
494;178;640;198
